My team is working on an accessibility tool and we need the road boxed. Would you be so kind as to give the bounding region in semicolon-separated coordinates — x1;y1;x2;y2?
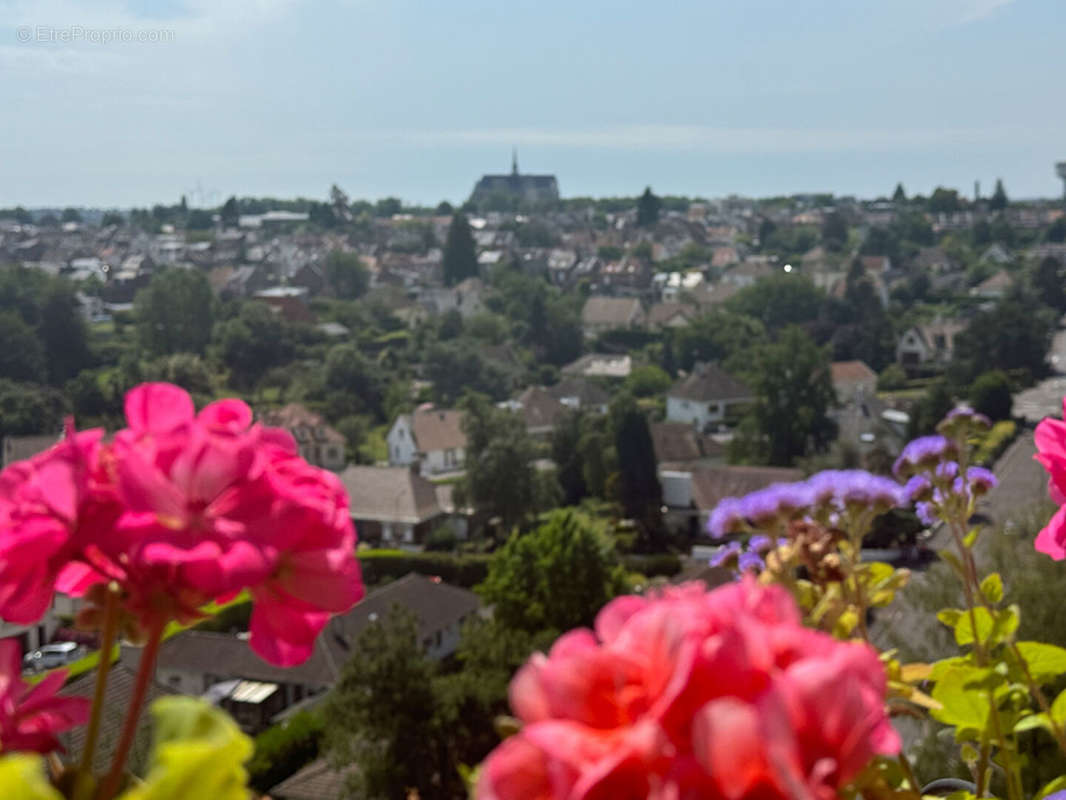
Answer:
1013;327;1066;424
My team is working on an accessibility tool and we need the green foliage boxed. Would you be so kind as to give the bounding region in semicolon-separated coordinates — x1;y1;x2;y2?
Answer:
745;326;837;466
0;755;62;800
624;364;672;398
0;311;46;382
357;550;490;588
929;186;961;214
952;295;1054;385
725;273;825;333
908;379;955;438
323;608;469;800
212;302;294;390
246;711;323;792
1034;256;1066;312
323;250;370;299
636;187;661;227
821;211;848;251
134;269;215;357
973;420;1018;466
424;342;510;405
878;363;908;391
477;509;630;634
122;697;253;800
320;342;385;421
443;213;478;287
668;310;767;373
969;370;1014;421
459;393;539;530
609;393;663;545
621;552;682;578
0;379;69;438
989;179;1009;212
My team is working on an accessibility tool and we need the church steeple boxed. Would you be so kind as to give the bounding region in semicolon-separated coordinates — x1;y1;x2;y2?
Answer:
511;147;519;176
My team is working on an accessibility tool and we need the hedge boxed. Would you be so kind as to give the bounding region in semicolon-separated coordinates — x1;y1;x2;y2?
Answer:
973;420;1018;467
358;550;491;588
247;710;323;792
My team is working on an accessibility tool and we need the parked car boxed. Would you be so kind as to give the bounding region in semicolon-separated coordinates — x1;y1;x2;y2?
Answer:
22;641;82;672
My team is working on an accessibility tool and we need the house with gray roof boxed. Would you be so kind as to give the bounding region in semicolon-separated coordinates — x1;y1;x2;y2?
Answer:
580;295;645;338
665;363;754;432
339;465;451;547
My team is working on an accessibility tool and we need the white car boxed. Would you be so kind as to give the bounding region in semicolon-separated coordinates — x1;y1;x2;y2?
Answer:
22;641;82;672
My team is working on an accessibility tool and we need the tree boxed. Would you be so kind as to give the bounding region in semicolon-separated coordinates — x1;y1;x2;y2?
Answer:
477;509;630;634
38;283;91;384
424;342;509;405
322;608;456;800
928;187;961;214
952;295;1053;384
323;250;370;299
185;209;213;230
551;411;587;506
670;310;767;373
101;211;124;227
969;370;1013;421
1047;218;1066;244
624;364;672;398
0;379;68;438
220;196;239;228
1034;256;1066;312
435;200;454;216
908;379;955;438
322;343;385;420
0;312;46;382
726;273;825;333
636;187;661;227
459;393;538;531
374;197;403;218
821;211;848;251
609;393;663;545
60;208;82;223
989;178;1008;212
213;302;293;389
892;183;907;204
134;269;215;357
442;213;478;286
748;326;837;466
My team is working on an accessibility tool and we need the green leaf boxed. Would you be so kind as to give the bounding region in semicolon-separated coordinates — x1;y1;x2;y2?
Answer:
963;527;979;548
1014;641;1066;683
938;549;966;579
980;573;1003;604
952;607;994;646
1014;712;1051;734
989;605;1020;646
1051;687;1066;727
1038;775;1066;799
931;665;993;730
120;697;253;800
937;608;964;629
0;755;63;800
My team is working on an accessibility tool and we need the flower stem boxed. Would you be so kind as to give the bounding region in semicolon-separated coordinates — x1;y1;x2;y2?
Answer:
99;618;165;800
73;584;121;800
1008;641;1066;756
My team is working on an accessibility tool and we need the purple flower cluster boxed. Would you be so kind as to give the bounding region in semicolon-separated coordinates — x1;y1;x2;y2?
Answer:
892;435;959;479
939;405;993;436
913;466;999;528
707;470;906;538
709;534;787;575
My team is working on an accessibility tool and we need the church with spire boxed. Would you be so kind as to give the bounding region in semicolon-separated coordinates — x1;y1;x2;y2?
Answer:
468;149;559;210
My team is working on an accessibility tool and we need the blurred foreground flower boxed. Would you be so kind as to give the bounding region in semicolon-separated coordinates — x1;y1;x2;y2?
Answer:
0;640;88;755
477;579;898;800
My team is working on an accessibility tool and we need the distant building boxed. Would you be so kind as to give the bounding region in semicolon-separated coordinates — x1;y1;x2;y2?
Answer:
469;151;559;209
259;404;346;471
387;406;467;476
830;360;878;403
580;296;645;338
665;363;754;431
896;318;966;368
339;465;453;547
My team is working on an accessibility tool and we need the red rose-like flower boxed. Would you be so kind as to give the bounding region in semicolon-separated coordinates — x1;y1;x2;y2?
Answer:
0;640;89;754
478;580;899;800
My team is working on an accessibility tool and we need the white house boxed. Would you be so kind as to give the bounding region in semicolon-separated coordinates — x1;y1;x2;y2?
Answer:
665;363;754;431
386;406;467;477
896;319;966;368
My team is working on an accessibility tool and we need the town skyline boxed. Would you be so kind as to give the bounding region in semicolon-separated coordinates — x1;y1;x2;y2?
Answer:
2;0;1064;207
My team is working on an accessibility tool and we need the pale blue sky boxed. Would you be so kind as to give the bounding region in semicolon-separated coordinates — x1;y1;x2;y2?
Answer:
1;0;1063;207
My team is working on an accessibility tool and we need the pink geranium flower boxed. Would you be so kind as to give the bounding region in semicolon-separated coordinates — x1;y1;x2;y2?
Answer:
0;640;89;754
0;383;364;667
478;580;899;800
1034;399;1066;559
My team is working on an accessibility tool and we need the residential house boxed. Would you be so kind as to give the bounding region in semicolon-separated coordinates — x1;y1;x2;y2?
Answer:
387;406;466;476
580;296;645;338
259;404;346;471
600;256;652;292
421;277;486;319
253;287;316;324
980;244;1012;265
896;319;966;368
655;271;705;303
660;465;803;533
561;353;632;380
914;247;957;274
340;465;450;546
830;361;878;403
971;269;1014;300
546;248;578;286
547;376;610;414
503;386;567;438
651;422;725;471
665;363;754;431
646;302;695;330
270;760;357;800
722;261;773;288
